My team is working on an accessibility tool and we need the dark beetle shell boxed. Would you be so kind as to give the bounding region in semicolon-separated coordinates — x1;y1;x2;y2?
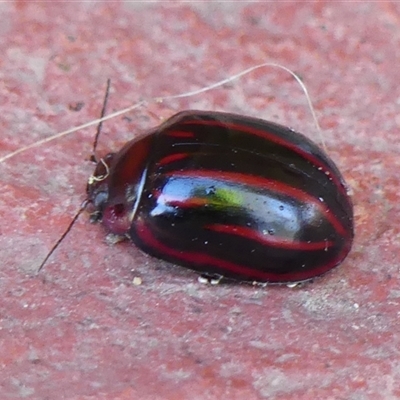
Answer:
87;111;354;283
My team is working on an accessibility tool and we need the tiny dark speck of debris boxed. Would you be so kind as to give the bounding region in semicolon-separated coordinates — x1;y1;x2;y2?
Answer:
69;102;85;112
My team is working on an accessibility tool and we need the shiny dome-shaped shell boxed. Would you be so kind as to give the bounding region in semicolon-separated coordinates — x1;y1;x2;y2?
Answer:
88;111;354;283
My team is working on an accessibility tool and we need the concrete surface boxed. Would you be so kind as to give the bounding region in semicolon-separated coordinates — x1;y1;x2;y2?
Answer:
1;1;400;399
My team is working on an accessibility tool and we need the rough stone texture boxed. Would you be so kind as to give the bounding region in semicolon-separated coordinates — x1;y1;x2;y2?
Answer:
1;2;400;399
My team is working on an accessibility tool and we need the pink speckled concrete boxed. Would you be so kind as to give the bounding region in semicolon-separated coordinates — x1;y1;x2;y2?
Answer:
1;2;400;399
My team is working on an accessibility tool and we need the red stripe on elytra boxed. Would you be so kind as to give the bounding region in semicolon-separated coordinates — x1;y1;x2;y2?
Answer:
166;130;195;138
164;169;348;237
158;153;188;166
180;119;346;194
206;224;334;251
134;220;348;282
158;195;209;208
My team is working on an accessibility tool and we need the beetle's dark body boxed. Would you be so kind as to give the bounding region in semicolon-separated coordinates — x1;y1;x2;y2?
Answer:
88;111;354;283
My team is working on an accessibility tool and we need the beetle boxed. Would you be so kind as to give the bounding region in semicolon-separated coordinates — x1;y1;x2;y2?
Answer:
87;110;354;284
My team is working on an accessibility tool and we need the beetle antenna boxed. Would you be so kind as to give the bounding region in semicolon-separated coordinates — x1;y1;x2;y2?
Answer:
91;78;111;163
37;203;87;273
36;80;113;273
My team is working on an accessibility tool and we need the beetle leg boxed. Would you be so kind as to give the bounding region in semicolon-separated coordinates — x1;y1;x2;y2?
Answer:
198;273;224;285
